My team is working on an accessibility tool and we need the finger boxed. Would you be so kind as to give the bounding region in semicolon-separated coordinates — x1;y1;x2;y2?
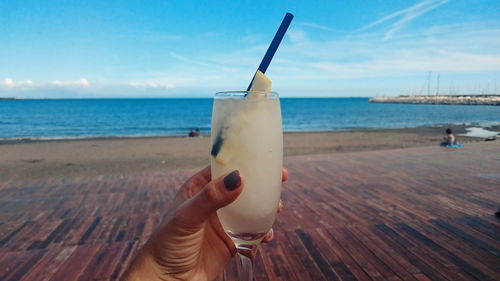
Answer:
183;165;212;193
176;170;244;225
277;200;283;213
282;168;288;182
175;166;212;204
261;228;274;243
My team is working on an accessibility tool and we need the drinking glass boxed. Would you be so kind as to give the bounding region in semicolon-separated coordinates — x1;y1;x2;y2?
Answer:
210;91;283;281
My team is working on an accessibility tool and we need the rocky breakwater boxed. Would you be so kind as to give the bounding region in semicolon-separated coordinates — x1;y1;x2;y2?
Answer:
369;95;500;105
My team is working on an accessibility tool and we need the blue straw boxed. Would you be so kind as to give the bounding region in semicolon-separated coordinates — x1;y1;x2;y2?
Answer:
247;12;294;91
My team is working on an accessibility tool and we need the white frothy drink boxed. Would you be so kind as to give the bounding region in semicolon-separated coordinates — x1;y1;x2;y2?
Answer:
211;91;283;242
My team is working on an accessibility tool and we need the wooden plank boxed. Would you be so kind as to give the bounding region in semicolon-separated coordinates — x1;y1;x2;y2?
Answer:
295;229;341;281
20;246;77;281
306;228;359;281
373;223;463;281
317;228;373;281
333;227;402;281
48;245;101;281
0;221;33;247
348;226;420;281
77;217;102;245
260;239;301;281
5;250;45;281
0;142;498;281
395;222;495;281
457;216;500;241
284;230;328;281
408;220;500;276
0;251;25;281
431;219;500;257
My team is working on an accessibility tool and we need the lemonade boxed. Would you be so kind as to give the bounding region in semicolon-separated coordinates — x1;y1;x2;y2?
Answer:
211;91;283;241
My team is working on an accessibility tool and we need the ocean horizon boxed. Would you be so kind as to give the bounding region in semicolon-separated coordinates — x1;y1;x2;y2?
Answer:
1;97;499;141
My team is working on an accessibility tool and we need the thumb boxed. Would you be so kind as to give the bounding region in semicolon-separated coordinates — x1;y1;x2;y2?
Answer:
176;170;243;225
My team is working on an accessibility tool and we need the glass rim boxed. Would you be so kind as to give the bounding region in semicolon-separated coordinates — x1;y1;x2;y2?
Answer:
215;91;279;98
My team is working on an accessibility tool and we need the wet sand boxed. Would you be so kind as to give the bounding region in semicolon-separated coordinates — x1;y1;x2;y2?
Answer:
0;124;487;181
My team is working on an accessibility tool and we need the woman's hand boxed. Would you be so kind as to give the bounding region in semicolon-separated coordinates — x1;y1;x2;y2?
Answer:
123;166;288;281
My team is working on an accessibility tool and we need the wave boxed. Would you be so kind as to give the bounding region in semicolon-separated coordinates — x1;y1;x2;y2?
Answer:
0;133;200;143
120;126;211;131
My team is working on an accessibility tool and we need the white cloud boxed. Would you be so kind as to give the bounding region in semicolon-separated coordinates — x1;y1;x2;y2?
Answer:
2;78;34;88
80;78;89;87
169;52;215;67
308;51;500;79
129;81;175;90
287;29;309;45
51;78;90;88
359;0;450;40
277;21;500;77
3;9;499;98
296;22;335;32
240;34;264;44
1;78;89;92
124;19;500;96
3;78;14;88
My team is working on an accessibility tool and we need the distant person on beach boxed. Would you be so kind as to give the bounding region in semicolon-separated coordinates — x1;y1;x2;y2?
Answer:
122;166;288;281
188;128;200;137
441;128;456;146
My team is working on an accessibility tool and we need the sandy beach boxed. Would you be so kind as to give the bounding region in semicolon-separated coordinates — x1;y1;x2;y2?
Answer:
0;124;489;182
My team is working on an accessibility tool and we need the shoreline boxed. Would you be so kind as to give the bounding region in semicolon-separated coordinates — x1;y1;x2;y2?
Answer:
0;124;495;182
1;122;498;145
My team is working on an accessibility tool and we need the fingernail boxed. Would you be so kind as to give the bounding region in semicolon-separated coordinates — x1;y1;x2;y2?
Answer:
224;170;241;191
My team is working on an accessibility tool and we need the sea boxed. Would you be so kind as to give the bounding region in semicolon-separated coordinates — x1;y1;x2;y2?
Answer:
1;98;499;140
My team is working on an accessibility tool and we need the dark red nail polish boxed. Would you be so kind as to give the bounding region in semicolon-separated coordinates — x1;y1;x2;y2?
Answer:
224;170;241;191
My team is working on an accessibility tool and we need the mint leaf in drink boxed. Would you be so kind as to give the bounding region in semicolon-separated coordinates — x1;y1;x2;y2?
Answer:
211;129;224;157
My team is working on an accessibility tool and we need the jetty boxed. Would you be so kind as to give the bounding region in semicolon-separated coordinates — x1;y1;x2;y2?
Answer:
369;95;500;105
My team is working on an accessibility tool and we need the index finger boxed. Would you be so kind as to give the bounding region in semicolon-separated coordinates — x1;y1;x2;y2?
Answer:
176;166;212;201
282;168;288;182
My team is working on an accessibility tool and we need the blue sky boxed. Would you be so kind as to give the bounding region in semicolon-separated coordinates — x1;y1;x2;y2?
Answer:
1;0;499;98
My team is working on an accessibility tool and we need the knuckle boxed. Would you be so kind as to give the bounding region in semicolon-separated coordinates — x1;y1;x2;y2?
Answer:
203;183;220;205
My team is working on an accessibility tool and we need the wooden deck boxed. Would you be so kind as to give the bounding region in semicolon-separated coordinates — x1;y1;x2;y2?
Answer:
1;142;499;281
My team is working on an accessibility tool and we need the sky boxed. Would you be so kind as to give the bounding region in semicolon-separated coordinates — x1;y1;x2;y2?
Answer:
1;0;500;98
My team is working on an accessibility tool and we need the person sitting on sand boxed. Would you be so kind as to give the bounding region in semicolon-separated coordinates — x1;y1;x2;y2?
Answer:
188;128;200;137
441;128;456;146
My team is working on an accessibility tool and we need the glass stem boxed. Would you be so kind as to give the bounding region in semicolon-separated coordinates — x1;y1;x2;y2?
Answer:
236;252;254;281
223;243;258;281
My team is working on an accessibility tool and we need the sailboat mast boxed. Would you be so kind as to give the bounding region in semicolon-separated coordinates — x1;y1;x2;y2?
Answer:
427;71;431;95
436;73;440;96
